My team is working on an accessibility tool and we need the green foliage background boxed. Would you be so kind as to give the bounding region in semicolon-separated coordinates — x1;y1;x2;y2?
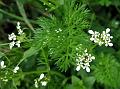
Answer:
0;0;120;89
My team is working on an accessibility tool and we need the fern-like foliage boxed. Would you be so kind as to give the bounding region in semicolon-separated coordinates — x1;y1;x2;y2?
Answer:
30;0;91;71
92;53;120;88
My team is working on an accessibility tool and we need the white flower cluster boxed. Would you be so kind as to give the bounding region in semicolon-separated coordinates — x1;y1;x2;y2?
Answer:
0;60;19;73
0;61;20;82
34;73;48;88
13;66;19;73
76;49;95;72
0;60;6;69
8;22;24;49
88;28;113;47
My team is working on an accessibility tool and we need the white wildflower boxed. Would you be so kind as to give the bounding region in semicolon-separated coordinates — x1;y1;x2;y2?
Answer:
34;79;39;88
76;49;95;72
0;61;6;69
38;73;45;81
15;41;21;47
34;73;48;88
88;30;100;42
13;66;19;73
9;41;15;49
18;29;23;35
16;22;21;30
88;28;113;47
16;22;24;35
106;28;110;33
76;65;80;71
41;81;47;86
8;21;24;49
8;33;16;41
105;41;113;47
88;30;94;34
85;66;90;72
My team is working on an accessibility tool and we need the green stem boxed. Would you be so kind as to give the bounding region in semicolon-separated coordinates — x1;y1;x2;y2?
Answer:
89;13;95;29
0;9;39;25
4;55;10;66
41;48;50;75
12;80;17;89
17;58;24;66
115;5;120;16
0;43;9;46
23;70;47;75
50;70;65;78
61;76;71;87
21;70;65;79
89;44;97;52
16;1;35;32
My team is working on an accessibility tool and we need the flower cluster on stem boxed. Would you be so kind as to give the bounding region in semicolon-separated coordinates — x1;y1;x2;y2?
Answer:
76;49;95;72
88;28;113;47
34;73;48;88
8;22;24;49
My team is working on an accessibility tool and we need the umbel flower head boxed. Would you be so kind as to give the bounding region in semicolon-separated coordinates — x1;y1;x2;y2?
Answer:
34;73;48;88
8;33;16;41
88;28;113;47
8;22;24;49
76;49;95;72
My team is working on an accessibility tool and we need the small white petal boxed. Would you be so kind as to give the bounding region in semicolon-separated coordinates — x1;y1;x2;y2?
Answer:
98;41;104;46
88;30;94;34
8;35;12;40
110;36;113;39
0;61;6;69
18;29;23;35
90;37;94;41
15;41;21;47
9;41;15;49
105;43;108;47
108;43;113;47
41;81;47;86
13;66;19;73
106;28;110;33
1;61;4;67
86;67;90;72
91;56;95;60
17;22;21;29
76;65;80;71
84;49;87;53
8;33;16;41
15;66;19;70
102;31;106;35
17;22;20;26
39;73;44;80
34;79;39;88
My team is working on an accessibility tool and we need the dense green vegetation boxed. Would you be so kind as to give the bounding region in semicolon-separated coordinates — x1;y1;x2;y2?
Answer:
0;0;120;89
